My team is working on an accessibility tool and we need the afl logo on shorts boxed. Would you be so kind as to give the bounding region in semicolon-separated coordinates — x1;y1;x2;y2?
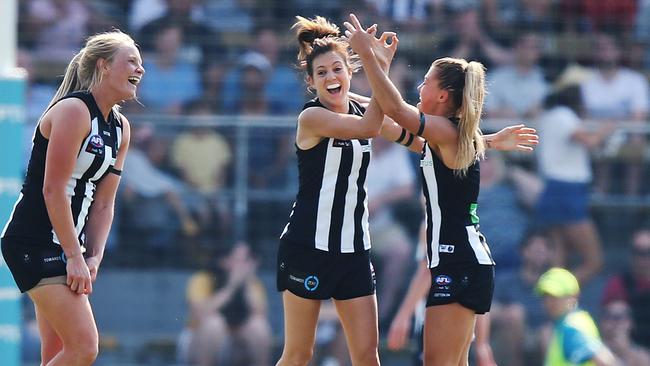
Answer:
304;275;319;291
435;275;452;285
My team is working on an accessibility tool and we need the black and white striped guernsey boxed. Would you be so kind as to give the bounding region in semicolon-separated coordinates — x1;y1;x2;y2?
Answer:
1;91;123;248
280;98;371;253
420;138;495;268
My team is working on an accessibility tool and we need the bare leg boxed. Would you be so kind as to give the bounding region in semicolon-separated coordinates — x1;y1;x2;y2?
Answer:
28;285;98;366
490;304;525;366
333;294;380;366
188;313;228;366
276;291;321;366
424;303;476;366
34;303;63;364
564;220;603;284
235;313;273;366
376;236;411;323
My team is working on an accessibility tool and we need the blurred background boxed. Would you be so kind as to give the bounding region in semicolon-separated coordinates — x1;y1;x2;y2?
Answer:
2;0;650;365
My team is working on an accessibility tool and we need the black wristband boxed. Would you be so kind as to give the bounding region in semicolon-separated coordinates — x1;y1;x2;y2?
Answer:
108;166;122;176
417;112;426;136
404;133;415;147
395;128;407;144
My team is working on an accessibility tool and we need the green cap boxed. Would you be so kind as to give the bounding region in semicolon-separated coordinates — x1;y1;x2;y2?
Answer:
535;267;580;297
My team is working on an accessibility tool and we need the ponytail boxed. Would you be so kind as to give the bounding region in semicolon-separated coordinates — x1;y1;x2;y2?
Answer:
455;61;486;176
431;58;486;176
291;16;359;76
42;30;136;118
45;51;84;113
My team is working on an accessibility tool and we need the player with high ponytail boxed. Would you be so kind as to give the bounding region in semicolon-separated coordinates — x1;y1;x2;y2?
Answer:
275;15;395;366
344;14;538;365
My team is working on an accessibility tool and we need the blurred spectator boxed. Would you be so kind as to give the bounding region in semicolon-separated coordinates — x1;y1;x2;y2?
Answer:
178;242;272;366
364;0;430;29
514;0;560;34
635;0;650;70
171;103;232;196
15;49;57;165
561;0;637;35
189;61;228;113
600;300;650;365
227;57;294;190
18;0;112;60
485;32;549;120
483;0;521;34
435;5;511;70
138;24;202;114
536;76;613;284
202;0;255;34
580;33;649;196
170;102;233;247
602;228;650;350
478;151;541;271
120;124;199;265
491;232;555;366
138;0;223;66
367;137;416;325
536;268;616;366
222;27;304;115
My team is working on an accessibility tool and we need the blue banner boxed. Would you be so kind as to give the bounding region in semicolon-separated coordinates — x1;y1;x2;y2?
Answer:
0;75;26;366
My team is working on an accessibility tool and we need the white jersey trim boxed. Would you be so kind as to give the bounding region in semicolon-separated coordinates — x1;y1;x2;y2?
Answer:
466;225;495;265
314;138;340;251
422;144;442;268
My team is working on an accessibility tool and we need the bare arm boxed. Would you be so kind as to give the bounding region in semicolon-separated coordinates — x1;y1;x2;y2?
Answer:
41;99;93;295
484;125;539;152
592;347;619;366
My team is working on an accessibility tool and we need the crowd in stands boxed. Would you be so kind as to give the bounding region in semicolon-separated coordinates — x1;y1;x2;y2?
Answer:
15;0;650;365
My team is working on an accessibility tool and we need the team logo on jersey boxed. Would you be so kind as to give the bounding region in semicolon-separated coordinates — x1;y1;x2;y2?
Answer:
304;275;319;291
86;135;105;155
435;275;453;286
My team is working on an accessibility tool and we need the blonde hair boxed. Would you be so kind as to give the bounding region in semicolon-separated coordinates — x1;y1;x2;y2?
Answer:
292;16;360;77
45;30;136;114
432;58;486;176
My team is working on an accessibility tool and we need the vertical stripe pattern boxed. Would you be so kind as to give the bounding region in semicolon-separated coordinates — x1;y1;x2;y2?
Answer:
3;91;121;246
280;98;372;253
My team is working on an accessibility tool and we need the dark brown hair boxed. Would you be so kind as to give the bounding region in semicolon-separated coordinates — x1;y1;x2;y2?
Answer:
292;16;360;77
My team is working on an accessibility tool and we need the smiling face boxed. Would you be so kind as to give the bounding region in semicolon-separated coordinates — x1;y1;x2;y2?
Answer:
307;51;352;112
102;43;145;101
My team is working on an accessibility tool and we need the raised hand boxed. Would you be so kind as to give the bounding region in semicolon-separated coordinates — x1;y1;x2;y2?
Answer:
343;13;376;57
487;125;539;152
343;13;399;72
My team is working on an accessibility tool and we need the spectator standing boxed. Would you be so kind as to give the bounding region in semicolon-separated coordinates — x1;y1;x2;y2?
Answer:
580;34;649;195
536;74;614;284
